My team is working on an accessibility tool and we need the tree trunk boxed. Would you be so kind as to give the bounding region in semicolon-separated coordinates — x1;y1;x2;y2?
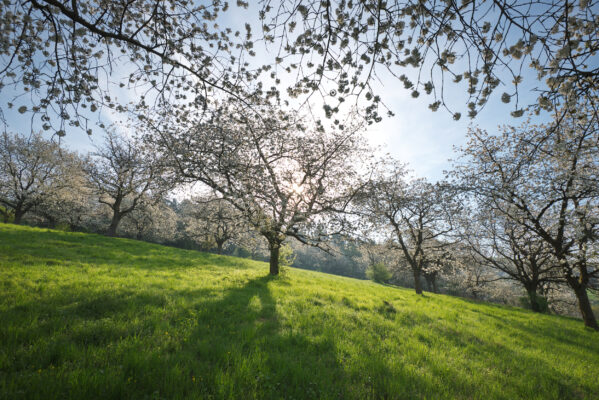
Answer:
216;240;224;255
526;287;542;313
46;215;57;229
107;213;121;236
431;276;438;294
13;206;25;225
269;243;280;275
424;275;432;292
571;283;599;331
413;268;423;295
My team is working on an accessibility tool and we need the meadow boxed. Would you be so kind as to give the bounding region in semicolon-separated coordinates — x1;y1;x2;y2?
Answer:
1;223;598;399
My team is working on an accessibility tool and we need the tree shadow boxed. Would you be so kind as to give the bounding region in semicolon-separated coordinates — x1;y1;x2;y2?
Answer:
2;271;597;399
178;275;472;399
180;275;350;399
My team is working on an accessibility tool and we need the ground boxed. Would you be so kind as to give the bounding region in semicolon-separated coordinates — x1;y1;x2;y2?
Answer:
1;224;598;399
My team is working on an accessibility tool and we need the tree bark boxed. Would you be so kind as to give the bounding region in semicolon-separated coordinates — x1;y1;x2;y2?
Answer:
526;287;542;313
216;239;225;255
571;283;599;331
107;212;121;236
425;274;438;294
413;268;423;295
13;206;25;225
269;243;280;275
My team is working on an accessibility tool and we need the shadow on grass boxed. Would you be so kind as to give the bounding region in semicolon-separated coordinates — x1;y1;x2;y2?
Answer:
180;275;351;399
0;276;354;398
2;272;598;399
2;224;598;399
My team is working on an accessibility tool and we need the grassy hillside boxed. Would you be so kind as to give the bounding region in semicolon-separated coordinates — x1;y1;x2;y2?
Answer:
1;224;598;399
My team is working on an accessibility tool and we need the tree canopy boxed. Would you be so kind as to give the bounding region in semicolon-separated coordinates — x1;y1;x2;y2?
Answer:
2;0;598;133
152;104;370;274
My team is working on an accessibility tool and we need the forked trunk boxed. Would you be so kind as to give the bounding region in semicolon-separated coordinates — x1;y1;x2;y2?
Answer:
46;215;57;229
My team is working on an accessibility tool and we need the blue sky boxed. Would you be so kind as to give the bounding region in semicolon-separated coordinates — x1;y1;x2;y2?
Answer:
365;77;534;181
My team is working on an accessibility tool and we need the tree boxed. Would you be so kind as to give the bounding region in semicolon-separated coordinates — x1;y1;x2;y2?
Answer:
3;1;597;134
181;195;247;254
459;205;560;312
0;0;259;135
152;105;370;275
0;131;75;224
32;155;96;229
86;130;172;236
361;163;461;294
447;251;495;300
366;262;393;284
290;234;366;278
261;0;599;123
452;109;599;329
277;243;297;269
120;197;177;243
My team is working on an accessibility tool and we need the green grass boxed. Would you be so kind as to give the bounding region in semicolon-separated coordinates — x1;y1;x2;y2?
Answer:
1;224;598;399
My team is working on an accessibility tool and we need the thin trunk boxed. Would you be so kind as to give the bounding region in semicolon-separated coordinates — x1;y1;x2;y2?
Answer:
413;268;423;295
431;276;438;294
571;283;599;331
269;243;280;275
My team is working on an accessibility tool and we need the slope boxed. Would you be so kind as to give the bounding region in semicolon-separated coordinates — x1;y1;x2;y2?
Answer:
0;223;597;399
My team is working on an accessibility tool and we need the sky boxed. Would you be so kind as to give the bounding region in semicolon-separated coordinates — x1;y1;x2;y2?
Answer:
0;2;546;184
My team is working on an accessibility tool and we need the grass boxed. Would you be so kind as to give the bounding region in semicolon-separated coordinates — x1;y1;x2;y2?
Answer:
0;223;598;399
